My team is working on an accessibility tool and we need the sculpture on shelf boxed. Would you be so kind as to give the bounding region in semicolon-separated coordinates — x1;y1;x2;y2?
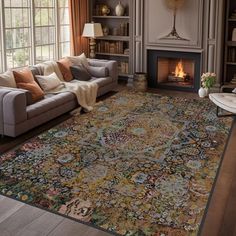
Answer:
160;0;189;41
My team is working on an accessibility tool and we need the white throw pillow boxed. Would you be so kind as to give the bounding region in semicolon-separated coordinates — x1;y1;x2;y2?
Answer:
0;70;17;88
233;88;236;94
36;72;62;91
67;53;89;68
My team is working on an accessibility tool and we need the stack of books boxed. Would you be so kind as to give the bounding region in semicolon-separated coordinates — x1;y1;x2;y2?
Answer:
119;61;129;74
96;41;124;54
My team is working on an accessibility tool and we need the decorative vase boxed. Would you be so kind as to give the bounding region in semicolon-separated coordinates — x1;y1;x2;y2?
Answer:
115;1;125;16
198;87;208;98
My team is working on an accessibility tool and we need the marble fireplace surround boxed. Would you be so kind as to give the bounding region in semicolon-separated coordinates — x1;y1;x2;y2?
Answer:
133;0;225;91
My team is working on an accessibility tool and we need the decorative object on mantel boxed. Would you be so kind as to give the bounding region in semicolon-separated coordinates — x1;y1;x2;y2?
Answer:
232;28;236;41
100;4;110;16
198;72;216;98
115;1;125;16
82;22;103;58
160;0;189;41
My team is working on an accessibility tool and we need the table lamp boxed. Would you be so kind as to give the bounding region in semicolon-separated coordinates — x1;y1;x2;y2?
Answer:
82;22;103;58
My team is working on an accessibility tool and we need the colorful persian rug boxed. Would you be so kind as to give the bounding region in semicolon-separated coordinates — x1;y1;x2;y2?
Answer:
0;92;232;236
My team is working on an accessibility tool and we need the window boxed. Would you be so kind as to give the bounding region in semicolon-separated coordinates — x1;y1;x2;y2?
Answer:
4;0;31;69
0;6;2;73
0;0;71;71
34;0;55;63
58;0;70;58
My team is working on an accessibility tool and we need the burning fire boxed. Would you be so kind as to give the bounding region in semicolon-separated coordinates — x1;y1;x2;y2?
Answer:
174;60;186;78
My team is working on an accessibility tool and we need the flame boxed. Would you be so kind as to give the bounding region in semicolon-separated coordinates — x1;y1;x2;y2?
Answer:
174;61;186;78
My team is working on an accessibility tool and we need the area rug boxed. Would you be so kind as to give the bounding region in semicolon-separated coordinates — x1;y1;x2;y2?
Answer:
0;92;232;236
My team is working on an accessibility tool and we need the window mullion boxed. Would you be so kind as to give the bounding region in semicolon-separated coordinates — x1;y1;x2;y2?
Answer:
55;0;59;60
1;0;7;71
30;0;36;65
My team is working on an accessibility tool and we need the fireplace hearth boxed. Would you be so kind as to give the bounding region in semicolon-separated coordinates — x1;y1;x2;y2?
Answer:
147;50;201;92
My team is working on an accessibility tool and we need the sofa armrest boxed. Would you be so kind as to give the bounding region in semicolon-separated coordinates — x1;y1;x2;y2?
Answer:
0;88;27;128
88;59;118;82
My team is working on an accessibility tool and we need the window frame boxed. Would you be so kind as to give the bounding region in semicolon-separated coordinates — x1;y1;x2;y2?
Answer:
0;0;70;72
3;0;32;69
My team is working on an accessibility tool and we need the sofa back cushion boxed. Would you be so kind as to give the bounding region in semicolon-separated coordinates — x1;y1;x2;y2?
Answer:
36;72;62;91
57;58;73;82
13;68;44;102
70;65;91;81
0;71;17;88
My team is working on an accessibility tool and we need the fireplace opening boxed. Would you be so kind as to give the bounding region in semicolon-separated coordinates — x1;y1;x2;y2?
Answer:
148;50;201;92
157;58;195;88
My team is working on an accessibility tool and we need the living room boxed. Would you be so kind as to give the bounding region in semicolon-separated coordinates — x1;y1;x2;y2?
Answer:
0;0;236;235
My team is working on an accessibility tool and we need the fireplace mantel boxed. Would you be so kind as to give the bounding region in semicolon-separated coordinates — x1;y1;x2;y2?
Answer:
132;0;225;88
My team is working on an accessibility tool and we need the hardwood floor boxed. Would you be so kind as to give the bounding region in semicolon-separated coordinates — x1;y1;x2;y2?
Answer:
0;86;235;236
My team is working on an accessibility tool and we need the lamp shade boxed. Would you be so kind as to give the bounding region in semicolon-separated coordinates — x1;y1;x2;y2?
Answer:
82;23;103;38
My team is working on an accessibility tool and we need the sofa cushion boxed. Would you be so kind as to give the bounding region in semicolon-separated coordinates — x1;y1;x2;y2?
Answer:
36;72;62;91
89;77;113;87
70;65;91;81
87;66;109;78
0;71;17;88
57;58;73;82
27;92;75;119
13;68;44;102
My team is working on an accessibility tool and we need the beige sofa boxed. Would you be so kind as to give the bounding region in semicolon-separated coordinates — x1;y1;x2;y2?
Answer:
0;59;118;137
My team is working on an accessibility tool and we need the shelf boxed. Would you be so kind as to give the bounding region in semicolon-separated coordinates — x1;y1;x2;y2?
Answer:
119;73;132;77
226;62;236;65
97;35;130;41
228;18;236;22
92;15;130;19
95;52;129;57
227;41;236;46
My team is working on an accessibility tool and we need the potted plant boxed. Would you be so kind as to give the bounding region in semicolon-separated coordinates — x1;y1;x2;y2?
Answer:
198;72;216;98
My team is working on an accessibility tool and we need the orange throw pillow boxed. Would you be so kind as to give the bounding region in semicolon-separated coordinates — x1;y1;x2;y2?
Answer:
57;58;73;82
13;68;44;102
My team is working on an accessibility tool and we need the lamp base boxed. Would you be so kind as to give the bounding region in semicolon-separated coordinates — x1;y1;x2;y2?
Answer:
89;38;96;59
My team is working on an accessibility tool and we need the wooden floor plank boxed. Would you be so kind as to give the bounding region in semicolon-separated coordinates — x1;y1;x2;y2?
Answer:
0;204;45;235
47;219;109;236
0;197;24;224
15;212;64;236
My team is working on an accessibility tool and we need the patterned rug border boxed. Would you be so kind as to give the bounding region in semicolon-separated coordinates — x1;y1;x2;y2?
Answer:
0;91;234;236
197;117;235;236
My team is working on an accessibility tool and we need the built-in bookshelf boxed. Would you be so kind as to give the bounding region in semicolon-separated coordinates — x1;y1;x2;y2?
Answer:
224;0;236;84
90;0;133;78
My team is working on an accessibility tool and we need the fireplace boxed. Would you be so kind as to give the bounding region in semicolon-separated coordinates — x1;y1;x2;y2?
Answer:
147;50;201;92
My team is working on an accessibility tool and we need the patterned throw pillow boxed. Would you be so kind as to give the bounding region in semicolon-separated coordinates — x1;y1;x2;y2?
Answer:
57;58;73;82
13;68;44;102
